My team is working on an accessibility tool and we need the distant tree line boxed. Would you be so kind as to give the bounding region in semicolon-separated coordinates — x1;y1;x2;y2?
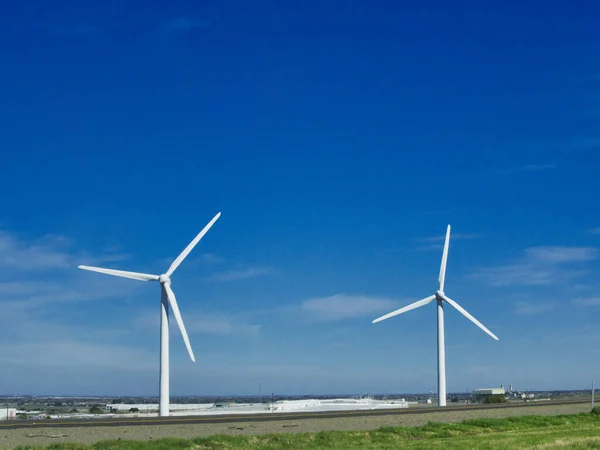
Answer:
483;395;507;404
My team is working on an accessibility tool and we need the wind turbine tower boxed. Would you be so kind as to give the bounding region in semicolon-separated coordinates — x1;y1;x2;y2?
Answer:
78;212;221;416
372;225;499;407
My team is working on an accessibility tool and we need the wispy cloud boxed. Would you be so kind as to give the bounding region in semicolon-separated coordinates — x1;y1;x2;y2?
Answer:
515;300;559;316
0;230;73;270
0;228;141;346
0;277;138;312
204;266;274;282
571;297;600;307
200;253;225;264
498;163;557;175
188;318;260;335
570;137;600;150
301;294;399;321
0;341;154;371
588;228;600;235
160;18;208;34
470;246;597;287
0;229;129;271
0;227;259;391
525;246;597;264
134;310;260;336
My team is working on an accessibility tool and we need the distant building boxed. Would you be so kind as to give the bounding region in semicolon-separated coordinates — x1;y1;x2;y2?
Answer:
472;388;506;396
0;408;17;420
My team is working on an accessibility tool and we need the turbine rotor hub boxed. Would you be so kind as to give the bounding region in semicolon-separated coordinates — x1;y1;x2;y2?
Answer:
435;290;445;300
159;274;170;284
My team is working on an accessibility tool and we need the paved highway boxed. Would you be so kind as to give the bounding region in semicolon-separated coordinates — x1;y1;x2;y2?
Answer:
0;399;590;430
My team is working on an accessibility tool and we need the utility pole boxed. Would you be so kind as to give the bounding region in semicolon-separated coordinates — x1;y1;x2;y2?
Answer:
593;381;595;409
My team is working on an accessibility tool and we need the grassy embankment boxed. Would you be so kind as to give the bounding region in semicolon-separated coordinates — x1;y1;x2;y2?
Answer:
14;408;600;449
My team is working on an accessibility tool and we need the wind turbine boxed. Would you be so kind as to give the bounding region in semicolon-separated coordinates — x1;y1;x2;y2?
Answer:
78;212;221;417
372;225;498;407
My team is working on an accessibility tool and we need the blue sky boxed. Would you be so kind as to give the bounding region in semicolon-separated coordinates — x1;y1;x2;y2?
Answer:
1;0;599;397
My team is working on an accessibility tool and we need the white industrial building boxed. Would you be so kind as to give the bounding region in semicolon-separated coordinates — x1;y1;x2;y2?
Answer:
473;388;506;396
105;398;409;417
0;408;17;421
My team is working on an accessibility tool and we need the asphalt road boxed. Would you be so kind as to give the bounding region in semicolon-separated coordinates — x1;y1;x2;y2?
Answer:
0;399;591;430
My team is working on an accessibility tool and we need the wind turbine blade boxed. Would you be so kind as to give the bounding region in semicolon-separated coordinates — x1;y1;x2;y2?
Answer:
78;265;159;281
163;283;195;362
441;294;499;341
165;212;221;277
439;225;451;291
372;295;436;323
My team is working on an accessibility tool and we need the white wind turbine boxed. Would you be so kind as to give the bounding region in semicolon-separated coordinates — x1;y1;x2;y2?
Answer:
78;212;221;417
372;225;498;407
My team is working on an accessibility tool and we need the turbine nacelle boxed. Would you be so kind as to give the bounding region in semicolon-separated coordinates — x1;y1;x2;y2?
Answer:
435;290;445;301
159;274;171;285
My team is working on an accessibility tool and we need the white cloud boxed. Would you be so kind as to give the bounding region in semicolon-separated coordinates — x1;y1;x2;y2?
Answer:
187;316;260;335
134;310;260;336
524;246;597;264
571;137;600;150
0;341;154;371
200;253;225;264
572;297;600;307
301;294;399;321
470;245;597;287
498;163;557;175
0;230;73;269
0;281;143;349
514;300;559;316
473;264;566;286
589;228;600;235
0;229;256;394
0;229;129;271
204;266;274;282
0;275;139;312
0;228;145;353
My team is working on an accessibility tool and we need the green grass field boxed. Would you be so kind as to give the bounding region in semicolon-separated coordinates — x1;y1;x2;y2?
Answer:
14;408;600;449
